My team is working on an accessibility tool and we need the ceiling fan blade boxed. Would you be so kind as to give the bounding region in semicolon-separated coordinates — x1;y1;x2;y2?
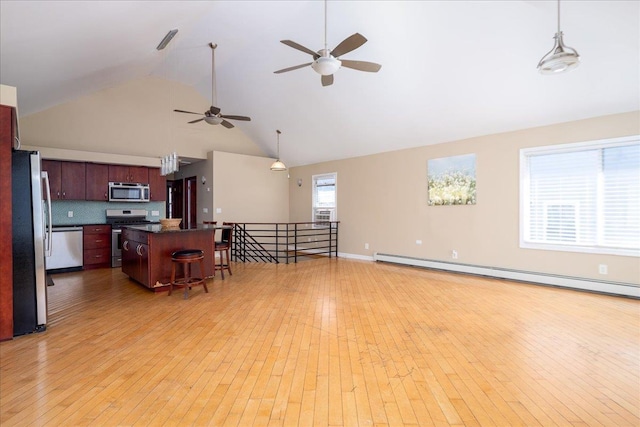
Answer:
280;40;320;59
340;59;382;73
220;115;251;121
330;33;367;58
174;109;201;115
208;106;221;115
188;118;205;124
321;74;334;87
221;120;235;129
274;62;313;74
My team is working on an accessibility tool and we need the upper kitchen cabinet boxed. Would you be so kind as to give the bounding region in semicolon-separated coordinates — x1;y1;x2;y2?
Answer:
109;165;148;184
148;168;166;201
85;163;109;201
42;160;86;200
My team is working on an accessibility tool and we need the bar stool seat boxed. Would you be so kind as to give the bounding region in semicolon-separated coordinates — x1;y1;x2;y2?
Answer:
169;249;208;299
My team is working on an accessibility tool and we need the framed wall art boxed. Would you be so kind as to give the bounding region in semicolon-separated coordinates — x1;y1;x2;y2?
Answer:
428;153;476;206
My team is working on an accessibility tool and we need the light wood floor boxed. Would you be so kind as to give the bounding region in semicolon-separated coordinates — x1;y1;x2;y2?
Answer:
1;258;638;426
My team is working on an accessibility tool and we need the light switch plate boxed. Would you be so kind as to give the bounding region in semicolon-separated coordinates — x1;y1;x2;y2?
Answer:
216;208;222;214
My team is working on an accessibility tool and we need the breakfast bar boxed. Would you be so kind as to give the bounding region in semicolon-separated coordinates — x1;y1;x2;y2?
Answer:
121;224;216;291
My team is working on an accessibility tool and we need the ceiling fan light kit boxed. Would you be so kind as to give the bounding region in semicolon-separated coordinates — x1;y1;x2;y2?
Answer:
270;130;287;171
538;0;580;74
311;56;342;76
204;116;223;125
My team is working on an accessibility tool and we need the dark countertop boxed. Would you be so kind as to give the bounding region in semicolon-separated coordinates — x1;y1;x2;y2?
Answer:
122;224;221;234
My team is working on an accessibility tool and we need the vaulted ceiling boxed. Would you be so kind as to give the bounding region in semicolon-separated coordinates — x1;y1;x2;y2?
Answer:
1;1;638;167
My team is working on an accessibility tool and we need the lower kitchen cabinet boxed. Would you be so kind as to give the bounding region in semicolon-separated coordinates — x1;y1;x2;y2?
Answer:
121;228;149;286
83;225;111;269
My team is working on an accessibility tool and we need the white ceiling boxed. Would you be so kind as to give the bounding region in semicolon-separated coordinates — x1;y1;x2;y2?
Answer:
1;1;638;167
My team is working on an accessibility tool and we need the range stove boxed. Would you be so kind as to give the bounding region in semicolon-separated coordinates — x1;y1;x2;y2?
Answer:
106;209;154;268
106;209;152;230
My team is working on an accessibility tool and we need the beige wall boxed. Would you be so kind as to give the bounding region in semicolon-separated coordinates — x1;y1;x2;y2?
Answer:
289;111;640;285
162;151;288;226
18;76;265;164
212;151;289;224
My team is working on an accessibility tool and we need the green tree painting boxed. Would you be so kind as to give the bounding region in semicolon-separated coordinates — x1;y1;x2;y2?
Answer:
428;154;476;205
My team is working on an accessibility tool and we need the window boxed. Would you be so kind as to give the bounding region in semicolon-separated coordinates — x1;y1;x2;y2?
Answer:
520;136;640;257
312;173;337;226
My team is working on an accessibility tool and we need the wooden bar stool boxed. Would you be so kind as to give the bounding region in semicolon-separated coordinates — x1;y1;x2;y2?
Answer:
168;249;208;299
214;224;233;279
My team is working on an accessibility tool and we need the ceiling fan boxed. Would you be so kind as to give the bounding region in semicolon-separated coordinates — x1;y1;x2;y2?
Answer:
174;43;251;129
274;0;381;87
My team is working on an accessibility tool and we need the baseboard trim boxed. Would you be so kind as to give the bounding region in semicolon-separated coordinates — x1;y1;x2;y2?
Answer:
372;253;639;298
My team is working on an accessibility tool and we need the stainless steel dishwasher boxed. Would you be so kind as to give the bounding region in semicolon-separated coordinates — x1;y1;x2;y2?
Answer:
46;226;83;271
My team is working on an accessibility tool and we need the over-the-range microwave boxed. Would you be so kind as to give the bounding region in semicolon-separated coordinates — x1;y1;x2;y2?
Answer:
108;182;150;202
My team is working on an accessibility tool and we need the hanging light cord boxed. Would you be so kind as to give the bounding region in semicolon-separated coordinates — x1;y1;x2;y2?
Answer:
557;0;561;34
324;0;328;52
276;130;281;158
212;44;217;106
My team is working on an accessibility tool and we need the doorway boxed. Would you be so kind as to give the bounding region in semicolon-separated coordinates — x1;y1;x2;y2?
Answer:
166;177;197;228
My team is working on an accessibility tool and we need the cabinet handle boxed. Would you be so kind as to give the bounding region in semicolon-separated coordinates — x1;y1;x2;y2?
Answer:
136;244;142;256
62;191;66;198
123;240;129;251
95;239;102;243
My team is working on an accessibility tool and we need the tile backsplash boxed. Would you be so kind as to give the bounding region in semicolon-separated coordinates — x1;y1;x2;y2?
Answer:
50;201;165;225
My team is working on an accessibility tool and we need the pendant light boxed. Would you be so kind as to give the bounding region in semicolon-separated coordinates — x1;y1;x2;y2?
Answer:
270;130;287;171
537;0;580;74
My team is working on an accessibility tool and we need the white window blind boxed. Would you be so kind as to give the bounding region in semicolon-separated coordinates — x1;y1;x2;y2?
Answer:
312;173;337;226
520;136;640;256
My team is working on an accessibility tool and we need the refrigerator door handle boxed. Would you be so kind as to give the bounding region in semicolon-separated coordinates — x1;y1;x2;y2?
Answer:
42;171;53;257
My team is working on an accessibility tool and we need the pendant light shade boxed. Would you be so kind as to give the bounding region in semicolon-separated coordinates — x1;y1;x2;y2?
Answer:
270;130;287;171
538;0;580;74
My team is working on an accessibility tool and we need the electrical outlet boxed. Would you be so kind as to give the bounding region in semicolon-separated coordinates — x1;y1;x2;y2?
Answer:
151;210;159;216
202;208;208;213
452;250;458;259
216;208;222;214
598;264;608;275
67;211;73;218
416;240;422;245
365;243;369;250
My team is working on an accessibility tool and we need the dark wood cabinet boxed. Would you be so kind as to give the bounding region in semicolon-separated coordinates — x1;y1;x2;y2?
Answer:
109;164;148;184
122;228;149;285
42;160;86;200
40;162;165;201
83;225;111;269
122;227;214;290
85;163;109;201
148;167;166;201
0;105;14;341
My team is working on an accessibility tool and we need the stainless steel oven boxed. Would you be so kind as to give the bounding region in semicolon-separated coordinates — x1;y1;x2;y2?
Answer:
106;209;152;268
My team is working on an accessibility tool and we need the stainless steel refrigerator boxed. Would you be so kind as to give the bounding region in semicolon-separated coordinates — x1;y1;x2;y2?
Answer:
12;150;52;336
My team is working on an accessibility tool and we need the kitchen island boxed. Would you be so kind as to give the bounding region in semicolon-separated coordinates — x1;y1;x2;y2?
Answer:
121;224;216;291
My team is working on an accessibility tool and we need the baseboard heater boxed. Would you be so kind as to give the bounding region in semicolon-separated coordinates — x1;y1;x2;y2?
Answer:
373;253;639;298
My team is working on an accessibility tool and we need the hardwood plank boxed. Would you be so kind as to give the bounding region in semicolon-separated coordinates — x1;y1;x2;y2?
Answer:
0;259;638;426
